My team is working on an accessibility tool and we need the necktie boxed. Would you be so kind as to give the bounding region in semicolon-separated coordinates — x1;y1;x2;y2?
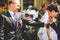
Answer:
13;13;17;26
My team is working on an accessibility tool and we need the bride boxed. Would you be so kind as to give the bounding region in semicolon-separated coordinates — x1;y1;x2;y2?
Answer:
37;10;58;40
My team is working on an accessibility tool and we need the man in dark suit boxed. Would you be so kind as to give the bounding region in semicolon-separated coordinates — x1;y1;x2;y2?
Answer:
0;1;22;40
49;7;60;40
47;4;60;40
46;4;60;40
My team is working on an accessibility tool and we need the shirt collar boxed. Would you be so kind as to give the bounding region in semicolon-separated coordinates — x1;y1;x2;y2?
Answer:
8;10;14;16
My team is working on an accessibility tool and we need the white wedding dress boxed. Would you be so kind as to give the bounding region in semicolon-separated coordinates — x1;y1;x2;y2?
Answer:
37;11;58;40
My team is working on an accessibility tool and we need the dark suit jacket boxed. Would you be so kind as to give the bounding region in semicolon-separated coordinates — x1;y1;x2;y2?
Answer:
0;14;3;29
0;11;22;40
3;11;16;40
57;12;60;33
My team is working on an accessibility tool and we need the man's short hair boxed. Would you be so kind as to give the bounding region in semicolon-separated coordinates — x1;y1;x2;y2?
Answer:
47;4;59;12
8;1;14;5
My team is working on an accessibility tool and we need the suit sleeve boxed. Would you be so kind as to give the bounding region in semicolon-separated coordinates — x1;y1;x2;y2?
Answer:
22;19;44;27
57;13;60;22
0;15;3;29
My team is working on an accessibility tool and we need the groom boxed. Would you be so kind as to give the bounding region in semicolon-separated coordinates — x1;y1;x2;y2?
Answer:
46;4;60;40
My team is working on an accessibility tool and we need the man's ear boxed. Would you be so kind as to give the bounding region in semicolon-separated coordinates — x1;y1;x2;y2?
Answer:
52;10;58;17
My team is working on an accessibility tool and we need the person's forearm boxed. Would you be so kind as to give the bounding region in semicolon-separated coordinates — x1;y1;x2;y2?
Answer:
22;19;44;27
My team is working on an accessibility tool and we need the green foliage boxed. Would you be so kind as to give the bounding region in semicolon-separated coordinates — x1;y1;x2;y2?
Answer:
0;9;7;14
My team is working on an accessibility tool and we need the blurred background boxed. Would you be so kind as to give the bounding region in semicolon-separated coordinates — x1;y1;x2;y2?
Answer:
0;0;58;14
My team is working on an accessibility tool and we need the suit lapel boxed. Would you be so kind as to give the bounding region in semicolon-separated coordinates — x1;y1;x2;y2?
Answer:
16;13;21;27
4;11;11;17
3;11;14;26
16;13;19;21
16;13;19;27
16;13;21;21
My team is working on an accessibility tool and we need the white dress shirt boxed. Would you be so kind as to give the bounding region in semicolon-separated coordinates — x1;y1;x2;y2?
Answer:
8;10;15;20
